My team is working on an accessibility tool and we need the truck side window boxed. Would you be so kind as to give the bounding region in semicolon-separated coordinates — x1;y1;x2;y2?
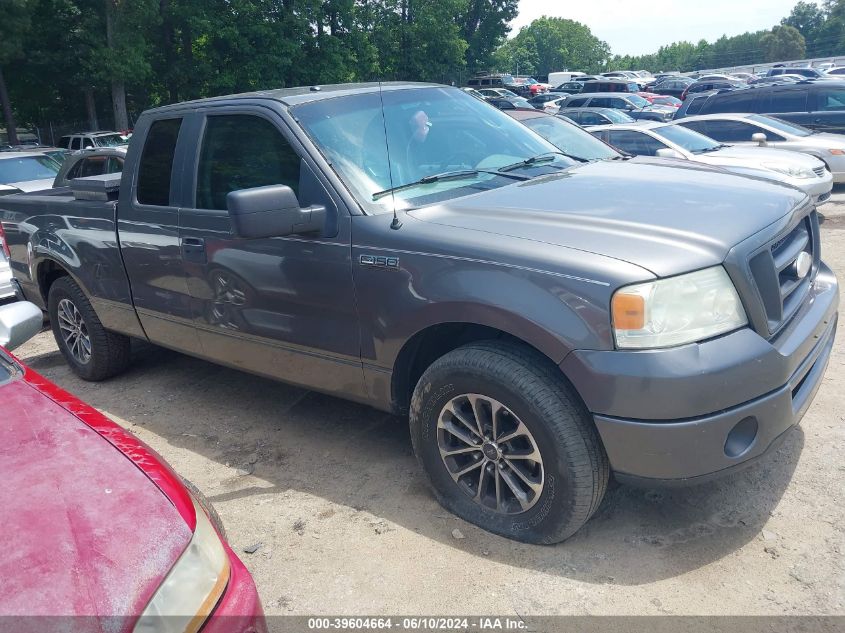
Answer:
195;115;301;211
137;117;183;207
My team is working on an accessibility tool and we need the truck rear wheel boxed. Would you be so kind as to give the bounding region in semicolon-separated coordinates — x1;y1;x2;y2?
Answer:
47;276;131;381
409;341;608;544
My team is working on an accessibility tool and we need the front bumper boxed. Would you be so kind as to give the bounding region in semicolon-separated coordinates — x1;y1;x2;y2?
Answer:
202;543;268;633
561;264;838;483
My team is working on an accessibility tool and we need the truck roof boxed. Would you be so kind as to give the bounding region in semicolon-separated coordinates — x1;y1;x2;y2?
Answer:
145;81;443;115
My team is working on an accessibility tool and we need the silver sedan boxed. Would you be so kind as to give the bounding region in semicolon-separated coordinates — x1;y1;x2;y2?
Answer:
590;120;834;203
674;113;845;183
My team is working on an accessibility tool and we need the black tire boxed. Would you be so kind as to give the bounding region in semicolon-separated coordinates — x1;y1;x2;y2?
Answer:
182;478;227;539
409;341;609;544
47;276;131;381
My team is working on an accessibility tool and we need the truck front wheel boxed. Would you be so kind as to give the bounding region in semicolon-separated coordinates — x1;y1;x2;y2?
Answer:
47;276;131;381
409;341;609;544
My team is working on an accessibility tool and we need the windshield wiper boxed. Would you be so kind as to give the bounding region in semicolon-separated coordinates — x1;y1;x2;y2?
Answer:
371;169;529;201
498;151;584;173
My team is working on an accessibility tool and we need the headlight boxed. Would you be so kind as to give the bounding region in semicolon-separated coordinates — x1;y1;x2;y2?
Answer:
761;162;815;179
134;499;230;633
611;266;747;349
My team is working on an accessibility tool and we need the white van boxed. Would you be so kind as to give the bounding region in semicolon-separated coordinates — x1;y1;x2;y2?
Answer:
548;71;585;86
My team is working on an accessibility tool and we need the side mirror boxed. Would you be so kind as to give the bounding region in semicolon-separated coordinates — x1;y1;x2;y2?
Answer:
655;148;684;159
226;184;326;239
0;301;43;351
751;132;768;146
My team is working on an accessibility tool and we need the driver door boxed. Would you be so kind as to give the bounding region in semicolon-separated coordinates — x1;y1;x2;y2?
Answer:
177;108;365;399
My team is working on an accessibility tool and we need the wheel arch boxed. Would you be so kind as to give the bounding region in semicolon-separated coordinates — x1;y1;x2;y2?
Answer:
389;312;578;416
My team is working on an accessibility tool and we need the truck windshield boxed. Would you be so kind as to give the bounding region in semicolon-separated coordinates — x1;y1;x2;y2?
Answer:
0;156;60;184
293;87;571;214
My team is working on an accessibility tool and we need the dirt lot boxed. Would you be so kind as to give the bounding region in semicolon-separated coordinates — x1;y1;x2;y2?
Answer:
13;193;845;620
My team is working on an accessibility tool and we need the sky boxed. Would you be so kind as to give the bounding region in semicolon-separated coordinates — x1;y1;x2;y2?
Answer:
509;0;806;57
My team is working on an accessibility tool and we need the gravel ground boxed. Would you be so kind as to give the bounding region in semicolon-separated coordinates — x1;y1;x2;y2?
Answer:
12;189;845;622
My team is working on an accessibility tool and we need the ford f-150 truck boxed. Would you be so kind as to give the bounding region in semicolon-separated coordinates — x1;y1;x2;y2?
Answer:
0;83;838;544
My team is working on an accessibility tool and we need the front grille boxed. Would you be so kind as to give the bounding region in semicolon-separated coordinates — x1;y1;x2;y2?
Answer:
818;191;831;203
748;211;819;335
813;165;826;177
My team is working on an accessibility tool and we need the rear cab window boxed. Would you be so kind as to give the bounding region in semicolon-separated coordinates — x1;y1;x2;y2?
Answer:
136;118;183;206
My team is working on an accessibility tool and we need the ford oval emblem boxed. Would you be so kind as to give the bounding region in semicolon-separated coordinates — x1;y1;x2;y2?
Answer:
795;251;812;279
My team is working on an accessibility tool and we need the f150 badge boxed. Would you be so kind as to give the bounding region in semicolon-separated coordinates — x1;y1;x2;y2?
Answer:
360;254;400;270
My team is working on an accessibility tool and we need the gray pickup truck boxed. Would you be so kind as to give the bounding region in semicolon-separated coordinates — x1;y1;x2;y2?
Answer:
0;83;838;544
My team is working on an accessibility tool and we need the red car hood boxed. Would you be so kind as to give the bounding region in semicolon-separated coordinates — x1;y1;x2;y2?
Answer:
0;377;192;627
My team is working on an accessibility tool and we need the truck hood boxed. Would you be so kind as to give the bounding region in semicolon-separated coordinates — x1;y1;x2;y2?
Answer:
699;145;825;169
0;378;191;623
408;159;807;278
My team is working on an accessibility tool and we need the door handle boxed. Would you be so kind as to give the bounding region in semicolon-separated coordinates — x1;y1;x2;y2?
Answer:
181;236;206;263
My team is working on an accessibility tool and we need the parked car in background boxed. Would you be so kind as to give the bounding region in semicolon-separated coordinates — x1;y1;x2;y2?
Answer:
675;113;845;182
510;77;548;96
466;73;516;90
674;90;718;118
0;301;268;631
601;71;647;88
487;96;533;110
695;74;742;82
53;147;126;188
825;67;845;77
591;121;833;202
0;151;61;194
639;93;682;108
731;72;756;82
651;76;695;98
562;93;676;121
581;79;640;93
682;79;745;100
505;109;625;161
462;87;486;100
528;93;568;108
767;67;829;79
688;80;845;133
553;81;586;94
58;132;128;151
478;88;520;99
557;107;636;127
540;97;568;113
749;74;805;85
2;145;69;165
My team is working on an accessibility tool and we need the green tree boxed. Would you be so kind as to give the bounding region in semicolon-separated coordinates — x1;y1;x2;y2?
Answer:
0;0;33;145
460;0;519;74
782;1;825;55
760;24;806;62
493;16;609;76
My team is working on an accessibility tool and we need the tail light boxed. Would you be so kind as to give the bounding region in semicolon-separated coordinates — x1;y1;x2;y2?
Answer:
0;222;10;259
